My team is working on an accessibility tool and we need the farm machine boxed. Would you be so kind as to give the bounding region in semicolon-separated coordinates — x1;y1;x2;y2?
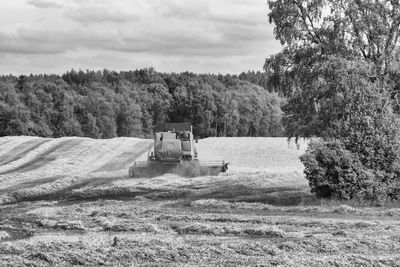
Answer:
129;123;228;178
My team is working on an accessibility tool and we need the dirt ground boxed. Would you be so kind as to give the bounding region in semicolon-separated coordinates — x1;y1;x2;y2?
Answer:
1;136;400;266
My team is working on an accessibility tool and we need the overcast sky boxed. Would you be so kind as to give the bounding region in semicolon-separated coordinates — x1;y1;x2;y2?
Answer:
0;0;281;75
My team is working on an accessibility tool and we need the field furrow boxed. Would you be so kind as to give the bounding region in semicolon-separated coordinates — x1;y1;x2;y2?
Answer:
0;138;51;166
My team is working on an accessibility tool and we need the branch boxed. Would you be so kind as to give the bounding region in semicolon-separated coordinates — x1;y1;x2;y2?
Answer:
344;1;370;60
292;0;323;44
384;1;400;56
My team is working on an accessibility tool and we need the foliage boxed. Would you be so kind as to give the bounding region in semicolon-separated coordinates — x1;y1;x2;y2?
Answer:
295;58;400;200
301;140;367;199
267;0;400;74
266;0;400;200
302;139;400;202
0;69;285;138
266;0;400;137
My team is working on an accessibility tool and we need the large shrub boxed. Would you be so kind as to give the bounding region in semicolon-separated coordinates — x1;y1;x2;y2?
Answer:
300;64;400;201
302;140;400;201
301;140;368;199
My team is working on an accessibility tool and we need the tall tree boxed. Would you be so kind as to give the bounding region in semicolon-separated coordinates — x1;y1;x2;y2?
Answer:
267;0;400;77
266;0;400;137
267;0;400;200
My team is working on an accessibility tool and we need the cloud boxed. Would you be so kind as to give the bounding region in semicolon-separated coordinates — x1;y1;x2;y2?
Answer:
0;31;64;54
27;0;63;9
0;27;116;55
150;0;209;19
63;6;136;25
150;0;266;27
0;20;274;59
0;0;281;74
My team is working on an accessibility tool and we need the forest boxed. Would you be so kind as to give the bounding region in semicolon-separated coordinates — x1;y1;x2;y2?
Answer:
0;69;284;139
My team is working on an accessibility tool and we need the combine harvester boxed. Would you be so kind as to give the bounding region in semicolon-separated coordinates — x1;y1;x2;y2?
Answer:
129;123;228;178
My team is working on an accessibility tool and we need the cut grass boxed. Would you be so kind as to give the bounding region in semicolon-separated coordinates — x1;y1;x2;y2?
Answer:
2;136;400;266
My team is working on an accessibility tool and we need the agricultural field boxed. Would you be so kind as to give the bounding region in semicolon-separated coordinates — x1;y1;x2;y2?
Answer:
1;136;400;266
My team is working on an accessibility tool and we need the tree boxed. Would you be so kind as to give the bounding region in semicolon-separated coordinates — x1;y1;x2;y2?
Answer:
266;0;400;200
170;85;190;123
115;95;142;137
267;0;400;78
84;82;117;138
0;68;285;139
0;82;33;136
266;0;400;137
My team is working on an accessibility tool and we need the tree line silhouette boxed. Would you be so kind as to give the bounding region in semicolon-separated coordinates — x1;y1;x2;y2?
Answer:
0;68;284;138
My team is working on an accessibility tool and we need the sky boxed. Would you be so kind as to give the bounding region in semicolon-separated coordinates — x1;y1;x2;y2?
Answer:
0;0;281;75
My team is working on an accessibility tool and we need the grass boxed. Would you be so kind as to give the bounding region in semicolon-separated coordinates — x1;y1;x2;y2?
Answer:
2;197;400;266
1;136;400;266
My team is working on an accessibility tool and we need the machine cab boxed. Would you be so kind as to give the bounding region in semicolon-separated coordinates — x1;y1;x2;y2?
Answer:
153;123;198;161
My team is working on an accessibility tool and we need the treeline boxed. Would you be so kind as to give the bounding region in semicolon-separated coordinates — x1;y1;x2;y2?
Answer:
0;68;285;139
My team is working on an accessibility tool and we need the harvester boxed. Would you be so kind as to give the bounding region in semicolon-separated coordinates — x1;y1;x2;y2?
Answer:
129;123;228;178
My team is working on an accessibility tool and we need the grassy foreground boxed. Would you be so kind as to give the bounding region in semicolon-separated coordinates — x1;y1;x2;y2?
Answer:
1;136;400;266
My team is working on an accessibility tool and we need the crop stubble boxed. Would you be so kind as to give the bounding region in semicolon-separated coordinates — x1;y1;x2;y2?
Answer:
0;136;399;266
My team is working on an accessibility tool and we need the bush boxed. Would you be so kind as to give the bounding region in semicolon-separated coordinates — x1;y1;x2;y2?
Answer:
297;67;400;201
301;140;400;202
301;140;368;199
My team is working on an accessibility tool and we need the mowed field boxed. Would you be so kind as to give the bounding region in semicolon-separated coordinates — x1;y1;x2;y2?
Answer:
1;136;400;266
